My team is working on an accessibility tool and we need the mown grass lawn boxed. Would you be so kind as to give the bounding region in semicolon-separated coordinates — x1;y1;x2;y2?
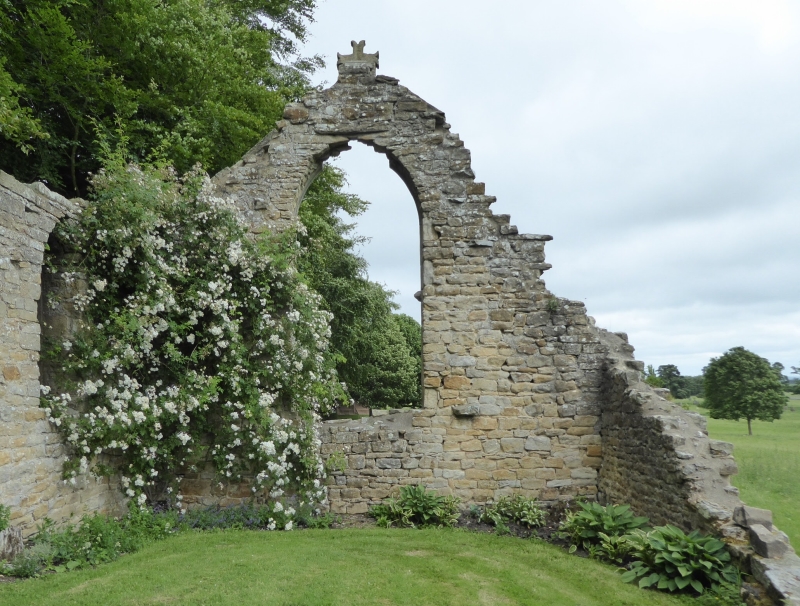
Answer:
683;394;800;547
0;528;694;606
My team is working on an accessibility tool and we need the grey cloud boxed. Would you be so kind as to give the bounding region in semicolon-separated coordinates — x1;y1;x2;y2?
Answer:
303;1;800;376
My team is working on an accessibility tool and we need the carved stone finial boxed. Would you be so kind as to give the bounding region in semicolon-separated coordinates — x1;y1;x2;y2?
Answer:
351;40;366;59
336;40;379;83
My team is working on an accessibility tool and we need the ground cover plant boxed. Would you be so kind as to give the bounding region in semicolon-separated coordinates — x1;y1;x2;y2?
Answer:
369;485;460;528
471;494;547;534
0;528;701;606
621;526;739;594
558;501;649;563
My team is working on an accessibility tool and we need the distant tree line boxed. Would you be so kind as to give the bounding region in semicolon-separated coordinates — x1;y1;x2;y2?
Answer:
643;364;704;399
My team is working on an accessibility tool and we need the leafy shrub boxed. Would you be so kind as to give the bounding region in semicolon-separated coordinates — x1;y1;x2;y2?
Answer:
0;503;10;532
298;512;338;530
370;485;460;528
477;495;546;532
2;506;178;577
0;543;53;578
621;525;739;594
42;161;342;513
560;501;649;553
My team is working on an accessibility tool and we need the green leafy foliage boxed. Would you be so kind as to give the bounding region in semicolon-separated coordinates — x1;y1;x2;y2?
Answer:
656;365;704;399
620;525;739;595
369;485;460;529
559;502;649;553
703;347;787;435
178;503;303;531
0;59;48;153
477;495;546;532
693;582;745;605
42;159;341;509
1;506;178;578
0;503;10;532
298;165;421;409
645;365;665;388
0;0;318;195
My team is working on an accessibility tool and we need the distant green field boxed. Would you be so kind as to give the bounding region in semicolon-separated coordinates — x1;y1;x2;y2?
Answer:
682;394;800;547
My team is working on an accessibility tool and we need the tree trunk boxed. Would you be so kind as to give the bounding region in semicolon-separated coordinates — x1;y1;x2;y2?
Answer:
747;418;752;435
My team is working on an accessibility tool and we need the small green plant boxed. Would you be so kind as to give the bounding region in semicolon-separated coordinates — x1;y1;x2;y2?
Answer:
0;504;10;532
694;581;744;605
369;485;460;528
478;495;546;532
325;451;348;475
595;531;636;564
2;505;179;578
559;501;649;554
1;543;53;578
299;512;339;530
546;298;560;313
621;525;739;595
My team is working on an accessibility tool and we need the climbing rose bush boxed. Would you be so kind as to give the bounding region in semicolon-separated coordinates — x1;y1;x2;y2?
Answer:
42;162;344;524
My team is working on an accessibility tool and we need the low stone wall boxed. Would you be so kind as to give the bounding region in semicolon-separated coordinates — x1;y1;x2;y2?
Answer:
0;172;124;537
320;397;602;515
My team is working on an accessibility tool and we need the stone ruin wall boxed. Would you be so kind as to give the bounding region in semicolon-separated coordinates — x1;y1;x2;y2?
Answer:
1;42;798;603
0;171;124;538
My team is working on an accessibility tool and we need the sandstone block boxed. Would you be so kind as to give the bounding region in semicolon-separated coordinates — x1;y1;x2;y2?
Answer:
709;440;734;456
734;506;773;529
461;439;483;452
472;417;497;430
749;524;790;559
500;438;524;453
524;436;551;452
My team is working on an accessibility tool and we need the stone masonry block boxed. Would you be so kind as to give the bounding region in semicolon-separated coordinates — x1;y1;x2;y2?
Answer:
750;524;790;559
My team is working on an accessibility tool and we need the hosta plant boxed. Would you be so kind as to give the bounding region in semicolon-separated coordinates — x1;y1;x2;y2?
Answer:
560;501;649;553
621;525;739;595
478;495;546;531
369;485;460;528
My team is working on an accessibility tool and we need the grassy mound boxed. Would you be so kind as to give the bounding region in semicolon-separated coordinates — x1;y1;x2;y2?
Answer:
0;528;695;605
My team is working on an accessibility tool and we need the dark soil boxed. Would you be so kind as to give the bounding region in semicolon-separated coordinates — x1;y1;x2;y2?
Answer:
331;500;578;552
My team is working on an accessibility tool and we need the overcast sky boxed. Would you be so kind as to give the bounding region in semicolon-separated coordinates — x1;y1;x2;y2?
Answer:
299;0;800;376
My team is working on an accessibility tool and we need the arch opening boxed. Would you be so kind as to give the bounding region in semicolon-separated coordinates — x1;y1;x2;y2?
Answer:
298;144;423;413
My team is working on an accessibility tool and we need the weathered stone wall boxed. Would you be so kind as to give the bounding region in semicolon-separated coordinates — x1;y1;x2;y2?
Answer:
596;328;800;604
215;44;606;510
0;171;124;537
597;330;743;533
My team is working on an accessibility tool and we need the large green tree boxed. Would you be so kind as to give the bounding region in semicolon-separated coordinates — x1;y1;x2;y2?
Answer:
298;165;422;409
1;0;423;409
0;0;318;195
702;347;787;435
